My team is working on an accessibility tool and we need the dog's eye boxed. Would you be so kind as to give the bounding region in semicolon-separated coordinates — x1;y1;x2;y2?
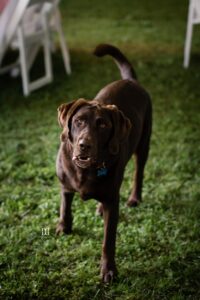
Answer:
97;118;108;129
75;119;84;127
99;123;107;129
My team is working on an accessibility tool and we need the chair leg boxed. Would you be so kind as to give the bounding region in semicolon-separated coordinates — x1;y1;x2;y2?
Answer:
184;1;194;68
17;26;30;96
17;16;53;96
43;13;53;82
54;8;71;75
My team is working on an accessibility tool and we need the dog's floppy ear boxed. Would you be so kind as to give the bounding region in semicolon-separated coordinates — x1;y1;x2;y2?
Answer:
58;102;74;128
57;98;89;142
106;104;132;155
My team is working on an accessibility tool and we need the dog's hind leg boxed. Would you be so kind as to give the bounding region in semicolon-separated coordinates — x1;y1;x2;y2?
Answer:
56;189;74;234
96;203;103;216
127;116;151;207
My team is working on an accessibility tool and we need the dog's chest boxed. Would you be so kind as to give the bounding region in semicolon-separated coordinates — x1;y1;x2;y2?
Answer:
74;170;109;200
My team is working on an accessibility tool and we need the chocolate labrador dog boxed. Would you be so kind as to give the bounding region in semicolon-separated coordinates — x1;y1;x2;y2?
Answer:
56;44;152;283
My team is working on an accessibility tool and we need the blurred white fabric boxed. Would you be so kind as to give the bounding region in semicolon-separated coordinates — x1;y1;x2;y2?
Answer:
0;0;71;95
0;0;20;64
183;0;200;68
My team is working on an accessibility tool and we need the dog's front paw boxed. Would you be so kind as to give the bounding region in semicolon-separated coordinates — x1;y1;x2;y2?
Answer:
101;262;117;283
56;222;72;235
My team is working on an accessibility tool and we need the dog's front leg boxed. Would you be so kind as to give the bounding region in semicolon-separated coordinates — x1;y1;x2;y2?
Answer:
56;189;74;235
101;198;119;283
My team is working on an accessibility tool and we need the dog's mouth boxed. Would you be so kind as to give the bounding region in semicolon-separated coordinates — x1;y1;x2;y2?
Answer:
73;155;95;169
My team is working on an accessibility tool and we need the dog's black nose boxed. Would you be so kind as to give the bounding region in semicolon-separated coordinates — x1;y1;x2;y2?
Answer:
79;139;91;151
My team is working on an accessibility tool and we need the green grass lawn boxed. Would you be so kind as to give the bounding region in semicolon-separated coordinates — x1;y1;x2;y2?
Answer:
0;0;200;299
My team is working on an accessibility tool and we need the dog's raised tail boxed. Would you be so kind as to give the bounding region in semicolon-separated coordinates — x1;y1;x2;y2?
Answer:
93;44;137;80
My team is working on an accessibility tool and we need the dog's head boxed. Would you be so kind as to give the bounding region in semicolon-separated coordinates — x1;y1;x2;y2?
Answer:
58;99;131;169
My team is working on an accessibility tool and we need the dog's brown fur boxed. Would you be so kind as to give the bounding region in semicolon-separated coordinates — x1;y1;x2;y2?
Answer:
56;44;152;283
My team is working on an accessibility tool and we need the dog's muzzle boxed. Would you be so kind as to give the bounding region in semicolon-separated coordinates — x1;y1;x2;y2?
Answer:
72;155;95;169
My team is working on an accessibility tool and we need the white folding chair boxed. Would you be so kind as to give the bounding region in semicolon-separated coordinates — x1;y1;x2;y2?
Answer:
0;0;71;96
183;0;200;68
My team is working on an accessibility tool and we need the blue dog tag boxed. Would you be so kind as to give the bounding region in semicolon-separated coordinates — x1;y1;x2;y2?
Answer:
97;168;108;177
